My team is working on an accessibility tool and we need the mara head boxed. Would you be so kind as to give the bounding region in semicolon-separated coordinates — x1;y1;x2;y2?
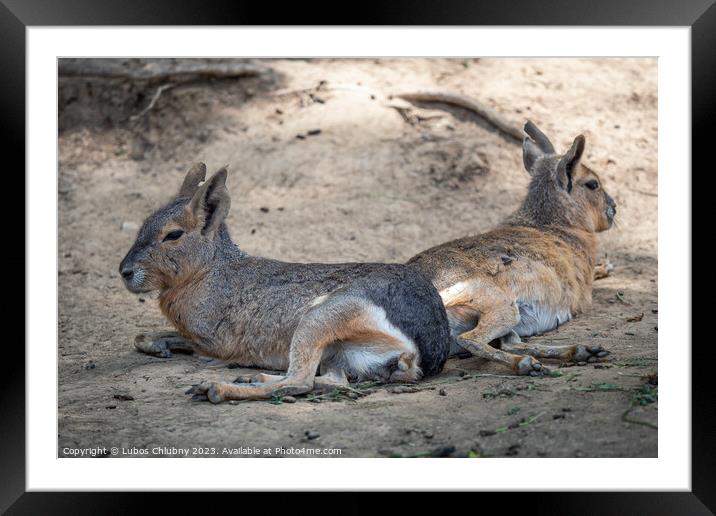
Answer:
521;121;616;233
119;163;232;294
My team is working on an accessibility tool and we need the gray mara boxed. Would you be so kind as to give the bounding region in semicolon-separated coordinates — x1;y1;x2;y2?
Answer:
119;164;451;403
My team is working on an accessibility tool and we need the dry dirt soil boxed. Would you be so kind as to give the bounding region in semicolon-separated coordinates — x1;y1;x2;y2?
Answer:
58;58;658;458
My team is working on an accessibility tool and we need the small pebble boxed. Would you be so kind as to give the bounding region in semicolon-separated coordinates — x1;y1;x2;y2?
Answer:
430;446;455;457
121;221;140;232
130;141;147;161
505;444;520;456
438;388;447;396
307;129;322;136
305;430;320;440
259;207;270;213
282;396;297;404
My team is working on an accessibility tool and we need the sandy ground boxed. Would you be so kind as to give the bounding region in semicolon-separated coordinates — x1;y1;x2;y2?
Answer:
58;58;657;458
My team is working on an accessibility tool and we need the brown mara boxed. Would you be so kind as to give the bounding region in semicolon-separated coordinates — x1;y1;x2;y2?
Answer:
408;121;615;375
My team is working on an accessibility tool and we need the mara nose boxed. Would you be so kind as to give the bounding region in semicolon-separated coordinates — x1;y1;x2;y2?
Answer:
120;265;134;281
607;195;617;210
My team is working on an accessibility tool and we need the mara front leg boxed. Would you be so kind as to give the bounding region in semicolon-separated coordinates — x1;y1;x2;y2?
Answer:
233;366;349;392
498;333;609;363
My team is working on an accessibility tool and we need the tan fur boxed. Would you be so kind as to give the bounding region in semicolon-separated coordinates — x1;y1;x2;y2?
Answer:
409;124;614;375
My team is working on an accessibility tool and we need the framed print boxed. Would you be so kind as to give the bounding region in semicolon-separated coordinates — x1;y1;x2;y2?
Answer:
5;0;711;512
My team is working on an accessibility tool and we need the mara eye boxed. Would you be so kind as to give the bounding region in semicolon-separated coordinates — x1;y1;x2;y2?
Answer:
162;230;184;242
585;180;599;190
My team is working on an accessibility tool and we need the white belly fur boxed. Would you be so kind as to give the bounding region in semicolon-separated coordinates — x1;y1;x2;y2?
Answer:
322;304;418;380
513;301;572;337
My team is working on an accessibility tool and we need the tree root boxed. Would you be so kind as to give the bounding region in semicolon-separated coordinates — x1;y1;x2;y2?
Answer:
269;81;525;143
129;83;175;123
393;91;525;143
58;59;269;83
621;403;658;430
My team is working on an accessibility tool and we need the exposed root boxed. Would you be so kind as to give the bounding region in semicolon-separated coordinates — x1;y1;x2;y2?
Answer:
269;82;525;143
621;404;658;430
59;59;269;83
129;83;175;123
393;91;525;142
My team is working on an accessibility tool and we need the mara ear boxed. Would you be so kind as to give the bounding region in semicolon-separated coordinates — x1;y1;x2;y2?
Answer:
556;135;586;193
187;166;231;235
523;137;543;174
178;162;207;198
524;120;556;154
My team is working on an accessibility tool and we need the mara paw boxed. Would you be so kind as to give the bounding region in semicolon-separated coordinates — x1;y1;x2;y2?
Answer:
135;333;172;358
135;332;194;358
573;344;610;363
185;381;224;403
515;355;549;377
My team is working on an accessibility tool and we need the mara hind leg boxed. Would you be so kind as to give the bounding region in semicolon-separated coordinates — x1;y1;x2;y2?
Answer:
135;331;196;358
188;297;413;403
497;333;609;362
446;302;547;376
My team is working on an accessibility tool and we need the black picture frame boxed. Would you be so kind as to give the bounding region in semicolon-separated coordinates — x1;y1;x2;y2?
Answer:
4;0;709;513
